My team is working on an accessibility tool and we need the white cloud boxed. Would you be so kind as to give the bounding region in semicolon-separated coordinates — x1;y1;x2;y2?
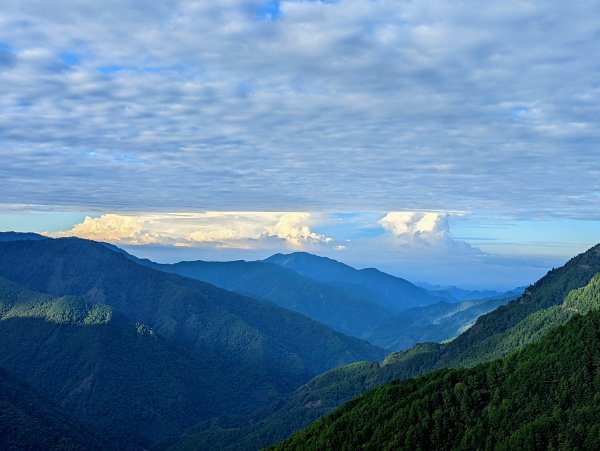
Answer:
47;214;167;244
378;212;450;243
46;211;331;248
376;211;481;255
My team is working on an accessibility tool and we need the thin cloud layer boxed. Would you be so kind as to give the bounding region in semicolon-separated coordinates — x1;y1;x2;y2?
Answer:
0;1;599;217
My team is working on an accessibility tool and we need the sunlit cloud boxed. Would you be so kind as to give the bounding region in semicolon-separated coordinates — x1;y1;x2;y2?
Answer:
46;211;331;248
377;211;481;255
378;212;450;243
6;207;591;289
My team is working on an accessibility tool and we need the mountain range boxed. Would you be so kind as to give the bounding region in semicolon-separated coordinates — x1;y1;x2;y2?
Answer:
1;231;598;450
174;243;600;449
277;286;600;450
0;235;383;448
138;252;516;350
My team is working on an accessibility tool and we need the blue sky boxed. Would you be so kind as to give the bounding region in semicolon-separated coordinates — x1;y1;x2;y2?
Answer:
1;1;599;288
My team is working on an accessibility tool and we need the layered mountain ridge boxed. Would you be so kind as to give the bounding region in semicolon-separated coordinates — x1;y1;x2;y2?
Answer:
0;236;384;449
174;244;600;450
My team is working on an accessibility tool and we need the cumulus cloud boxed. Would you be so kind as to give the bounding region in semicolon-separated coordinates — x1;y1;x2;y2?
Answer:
47;211;331;248
48;214;167;244
376;211;482;255
378;212;450;242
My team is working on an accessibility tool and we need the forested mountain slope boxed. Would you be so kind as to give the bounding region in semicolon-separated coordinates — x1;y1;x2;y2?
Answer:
265;252;441;311
0;237;384;448
141;257;504;350
140;259;390;337
276;306;600;450
175;244;600;450
0;276;245;448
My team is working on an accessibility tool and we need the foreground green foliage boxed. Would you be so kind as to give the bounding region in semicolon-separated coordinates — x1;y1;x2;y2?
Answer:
275;308;600;450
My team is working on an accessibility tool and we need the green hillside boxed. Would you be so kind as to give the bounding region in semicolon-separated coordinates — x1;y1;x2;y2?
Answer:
177;244;600;449
143;256;505;351
142;259;391;338
0;276;243;448
0;238;384;390
0;238;384;448
275;305;600;450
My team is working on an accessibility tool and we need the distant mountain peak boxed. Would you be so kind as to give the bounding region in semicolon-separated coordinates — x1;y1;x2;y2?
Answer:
0;231;48;242
265;250;441;311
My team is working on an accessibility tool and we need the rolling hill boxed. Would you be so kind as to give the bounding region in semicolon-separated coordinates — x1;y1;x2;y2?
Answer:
140;259;391;338
142;254;503;351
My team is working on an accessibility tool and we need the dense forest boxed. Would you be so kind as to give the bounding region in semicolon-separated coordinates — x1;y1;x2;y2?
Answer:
0;236;383;449
275;306;600;450
169;245;600;450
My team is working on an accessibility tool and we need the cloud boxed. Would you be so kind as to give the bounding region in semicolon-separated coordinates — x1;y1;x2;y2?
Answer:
37;208;593;289
0;1;598;218
376;211;480;254
46;211;331;248
378;212;450;243
48;214;167;244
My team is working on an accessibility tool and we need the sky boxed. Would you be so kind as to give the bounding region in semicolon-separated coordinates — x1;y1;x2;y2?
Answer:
1;1;599;289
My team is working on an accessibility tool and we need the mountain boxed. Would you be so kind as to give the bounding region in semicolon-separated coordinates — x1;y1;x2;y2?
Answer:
139;259;391;338
363;296;512;351
0;231;48;242
0;276;242;448
0;237;385;448
140;257;503;350
418;282;526;302
0;366;108;450
275;300;600;450
177;244;600;449
264;252;441;311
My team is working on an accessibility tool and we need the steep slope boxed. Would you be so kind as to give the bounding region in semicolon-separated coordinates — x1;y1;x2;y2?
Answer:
265;252;440;311
0;238;385;446
178;244;600;449
144;257;514;351
0;277;241;449
364;296;512;351
141;259;390;337
0;367;108;450
275;307;600;450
